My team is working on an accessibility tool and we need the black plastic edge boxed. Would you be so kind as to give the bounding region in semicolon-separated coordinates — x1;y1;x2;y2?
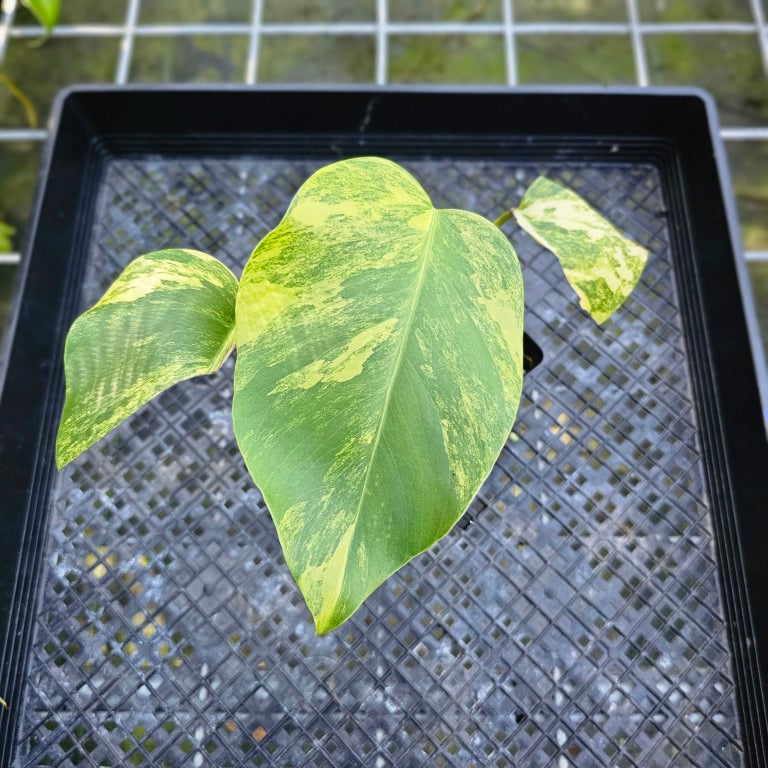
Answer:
0;91;107;763
659;96;768;764
659;150;768;767
0;86;765;766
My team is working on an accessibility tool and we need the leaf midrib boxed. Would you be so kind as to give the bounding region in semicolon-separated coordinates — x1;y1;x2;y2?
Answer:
327;208;438;607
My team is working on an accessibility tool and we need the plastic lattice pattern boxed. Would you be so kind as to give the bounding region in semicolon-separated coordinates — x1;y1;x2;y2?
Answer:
18;158;742;768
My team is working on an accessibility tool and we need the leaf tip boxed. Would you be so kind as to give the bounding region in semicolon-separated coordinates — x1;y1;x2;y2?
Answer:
307;593;354;635
311;607;344;636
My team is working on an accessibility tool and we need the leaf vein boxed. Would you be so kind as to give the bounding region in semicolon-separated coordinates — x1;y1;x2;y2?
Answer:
325;209;438;617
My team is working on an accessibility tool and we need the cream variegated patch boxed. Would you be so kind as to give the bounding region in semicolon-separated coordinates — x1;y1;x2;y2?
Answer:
270;318;399;394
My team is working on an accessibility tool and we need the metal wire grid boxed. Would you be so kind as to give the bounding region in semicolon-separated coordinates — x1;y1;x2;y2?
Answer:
0;1;767;219
15;155;744;767
1;0;768;266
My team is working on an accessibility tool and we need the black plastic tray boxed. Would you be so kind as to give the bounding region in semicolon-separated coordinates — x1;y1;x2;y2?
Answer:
1;86;767;767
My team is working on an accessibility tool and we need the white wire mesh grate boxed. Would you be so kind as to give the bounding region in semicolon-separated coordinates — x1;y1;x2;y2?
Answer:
1;0;768;257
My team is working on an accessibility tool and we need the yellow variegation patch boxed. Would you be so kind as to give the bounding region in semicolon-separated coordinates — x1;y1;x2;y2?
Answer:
56;249;238;467
233;157;524;634
514;176;648;324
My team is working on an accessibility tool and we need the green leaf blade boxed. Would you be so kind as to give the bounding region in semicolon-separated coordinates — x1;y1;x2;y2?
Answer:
21;0;60;30
514;176;648;324
56;249;237;468
233;157;524;633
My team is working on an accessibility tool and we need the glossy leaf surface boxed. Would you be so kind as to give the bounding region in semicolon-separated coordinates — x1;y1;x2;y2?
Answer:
514;176;648;324
234;157;524;633
56;249;237;468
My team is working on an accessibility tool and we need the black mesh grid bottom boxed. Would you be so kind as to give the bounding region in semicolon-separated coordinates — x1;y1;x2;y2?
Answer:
16;157;743;767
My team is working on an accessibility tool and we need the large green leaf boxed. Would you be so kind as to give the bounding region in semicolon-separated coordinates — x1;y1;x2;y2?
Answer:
514;176;648;324
233;157;524;633
21;0;59;30
56;249;237;468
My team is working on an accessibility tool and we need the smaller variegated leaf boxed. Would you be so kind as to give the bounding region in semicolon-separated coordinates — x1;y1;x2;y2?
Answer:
514;176;648;324
56;249;237;468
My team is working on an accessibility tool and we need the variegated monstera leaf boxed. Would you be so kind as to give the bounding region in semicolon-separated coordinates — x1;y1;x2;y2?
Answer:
233;158;525;632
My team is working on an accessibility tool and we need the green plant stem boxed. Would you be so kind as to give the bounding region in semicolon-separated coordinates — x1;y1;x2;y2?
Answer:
493;209;513;228
27;32;52;48
0;73;38;127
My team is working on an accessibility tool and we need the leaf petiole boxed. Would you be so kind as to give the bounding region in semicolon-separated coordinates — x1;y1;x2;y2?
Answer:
493;209;514;228
0;74;38;128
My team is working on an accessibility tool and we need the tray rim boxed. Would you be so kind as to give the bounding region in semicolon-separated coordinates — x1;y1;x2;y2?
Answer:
1;85;766;767
21;84;768;426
